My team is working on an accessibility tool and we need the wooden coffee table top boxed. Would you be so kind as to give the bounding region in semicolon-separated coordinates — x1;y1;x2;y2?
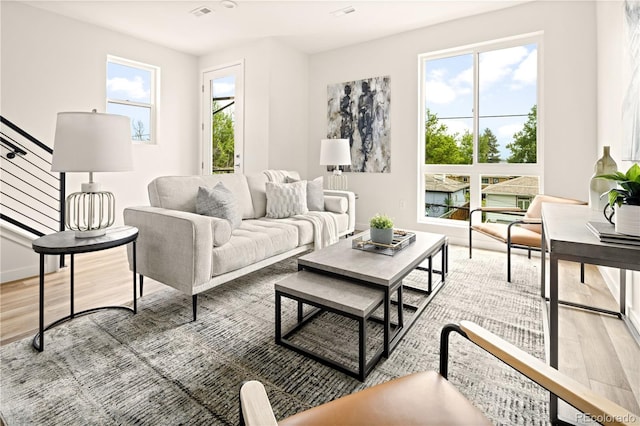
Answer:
298;230;446;288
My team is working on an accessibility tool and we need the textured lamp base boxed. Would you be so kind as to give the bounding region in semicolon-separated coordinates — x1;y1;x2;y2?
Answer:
328;172;348;190
65;190;115;238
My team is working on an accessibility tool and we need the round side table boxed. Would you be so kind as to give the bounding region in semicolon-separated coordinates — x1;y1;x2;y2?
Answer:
31;226;138;351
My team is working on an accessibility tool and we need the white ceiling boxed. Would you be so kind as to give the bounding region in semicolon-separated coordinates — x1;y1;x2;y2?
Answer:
19;0;530;56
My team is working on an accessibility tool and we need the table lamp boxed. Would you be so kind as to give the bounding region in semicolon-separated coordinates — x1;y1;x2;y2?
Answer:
51;110;132;238
320;138;351;190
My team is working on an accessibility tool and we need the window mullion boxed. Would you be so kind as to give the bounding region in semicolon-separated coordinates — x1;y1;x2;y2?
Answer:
473;51;480;167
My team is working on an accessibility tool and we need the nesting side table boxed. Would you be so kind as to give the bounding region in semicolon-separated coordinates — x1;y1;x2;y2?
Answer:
31;226;138;351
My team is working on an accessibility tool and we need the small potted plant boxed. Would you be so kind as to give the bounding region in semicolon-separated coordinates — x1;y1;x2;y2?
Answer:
597;163;640;236
369;213;394;245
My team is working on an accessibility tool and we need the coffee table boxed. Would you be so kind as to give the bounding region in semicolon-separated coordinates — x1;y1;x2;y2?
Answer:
297;230;448;357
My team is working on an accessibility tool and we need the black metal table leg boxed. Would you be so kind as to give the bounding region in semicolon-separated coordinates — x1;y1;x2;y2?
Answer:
133;241;137;314
383;287;390;357
31;226;139;351
36;253;45;352
70;254;75;318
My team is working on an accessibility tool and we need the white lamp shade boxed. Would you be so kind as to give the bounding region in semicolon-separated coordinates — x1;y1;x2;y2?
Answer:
51;111;133;172
319;138;351;166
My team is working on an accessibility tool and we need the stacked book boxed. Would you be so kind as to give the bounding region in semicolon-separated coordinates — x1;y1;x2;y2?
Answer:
586;221;640;246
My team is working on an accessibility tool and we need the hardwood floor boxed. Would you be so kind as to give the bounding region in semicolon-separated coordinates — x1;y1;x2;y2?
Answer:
1;247;638;419
0;247;165;345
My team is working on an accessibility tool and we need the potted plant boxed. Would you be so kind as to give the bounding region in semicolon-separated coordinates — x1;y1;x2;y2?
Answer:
597;163;640;236
369;213;394;245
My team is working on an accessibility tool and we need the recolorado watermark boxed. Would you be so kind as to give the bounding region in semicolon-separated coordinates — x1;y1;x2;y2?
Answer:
576;413;638;424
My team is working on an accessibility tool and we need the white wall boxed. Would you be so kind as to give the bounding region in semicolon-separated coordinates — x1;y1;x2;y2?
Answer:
0;2;199;282
596;0;639;331
307;1;598;244
199;38;309;175
0;1;200;213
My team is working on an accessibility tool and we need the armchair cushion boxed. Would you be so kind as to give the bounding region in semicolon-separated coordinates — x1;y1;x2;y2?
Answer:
196;183;242;229
472;222;542;248
522;195;586;233
277;371;489;426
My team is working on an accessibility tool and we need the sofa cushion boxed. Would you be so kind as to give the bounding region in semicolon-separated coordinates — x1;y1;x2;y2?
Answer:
148;174;255;219
210;219;299;276
286;176;324;211
265;181;309;218
196;183;242;229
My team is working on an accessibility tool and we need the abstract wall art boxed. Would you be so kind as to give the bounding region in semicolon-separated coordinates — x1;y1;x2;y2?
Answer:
327;75;391;172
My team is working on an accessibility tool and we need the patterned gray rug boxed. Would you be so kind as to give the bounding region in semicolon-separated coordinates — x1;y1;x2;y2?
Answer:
0;245;548;425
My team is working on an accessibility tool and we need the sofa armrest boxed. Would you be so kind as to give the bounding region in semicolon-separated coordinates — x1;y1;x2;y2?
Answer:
323;190;356;233
124;206;231;294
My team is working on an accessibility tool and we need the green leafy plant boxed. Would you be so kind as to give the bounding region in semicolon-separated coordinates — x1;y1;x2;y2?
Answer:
597;163;640;207
369;213;394;229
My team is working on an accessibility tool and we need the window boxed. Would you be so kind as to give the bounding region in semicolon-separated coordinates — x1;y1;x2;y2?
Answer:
419;34;542;224
106;56;159;143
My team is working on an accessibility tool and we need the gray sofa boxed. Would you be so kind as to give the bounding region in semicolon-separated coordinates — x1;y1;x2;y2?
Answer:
124;171;355;320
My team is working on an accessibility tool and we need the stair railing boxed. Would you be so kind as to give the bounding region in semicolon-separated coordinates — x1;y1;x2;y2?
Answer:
1;116;65;266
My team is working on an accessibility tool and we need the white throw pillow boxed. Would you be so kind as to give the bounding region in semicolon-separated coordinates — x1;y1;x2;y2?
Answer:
265;181;308;218
285;176;324;211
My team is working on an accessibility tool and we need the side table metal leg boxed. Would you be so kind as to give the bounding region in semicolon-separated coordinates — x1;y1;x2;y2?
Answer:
133;241;137;314
70;254;75;318
620;269;627;316
37;253;45;352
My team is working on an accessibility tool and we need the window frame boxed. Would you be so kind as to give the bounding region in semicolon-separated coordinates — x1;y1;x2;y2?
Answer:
106;55;159;144
417;32;544;227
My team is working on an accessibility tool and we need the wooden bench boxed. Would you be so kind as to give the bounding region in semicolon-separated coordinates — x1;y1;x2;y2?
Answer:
275;270;385;381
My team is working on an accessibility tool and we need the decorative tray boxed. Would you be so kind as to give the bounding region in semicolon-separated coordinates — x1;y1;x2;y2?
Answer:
352;229;416;256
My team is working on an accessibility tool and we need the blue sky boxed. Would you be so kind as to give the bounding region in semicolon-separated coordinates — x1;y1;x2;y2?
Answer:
212;76;235;98
425;43;537;161
106;61;152;140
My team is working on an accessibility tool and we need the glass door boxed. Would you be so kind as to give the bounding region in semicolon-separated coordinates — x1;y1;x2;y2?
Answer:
202;62;244;174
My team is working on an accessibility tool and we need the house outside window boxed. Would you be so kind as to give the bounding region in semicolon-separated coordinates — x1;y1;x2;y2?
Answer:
106;55;159;143
418;33;542;225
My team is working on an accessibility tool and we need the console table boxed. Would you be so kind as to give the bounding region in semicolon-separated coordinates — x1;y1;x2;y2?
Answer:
540;203;640;424
31;226;138;351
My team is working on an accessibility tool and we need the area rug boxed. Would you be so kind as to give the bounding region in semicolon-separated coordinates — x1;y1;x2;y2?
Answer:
0;245;548;425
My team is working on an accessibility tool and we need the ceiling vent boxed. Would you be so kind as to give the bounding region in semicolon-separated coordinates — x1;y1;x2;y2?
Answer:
190;6;213;17
330;6;356;17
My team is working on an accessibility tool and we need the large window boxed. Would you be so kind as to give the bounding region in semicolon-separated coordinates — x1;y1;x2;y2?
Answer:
106;56;159;143
419;34;542;224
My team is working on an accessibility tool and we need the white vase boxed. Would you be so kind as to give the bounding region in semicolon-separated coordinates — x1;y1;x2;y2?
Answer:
614;204;640;237
589;146;618;211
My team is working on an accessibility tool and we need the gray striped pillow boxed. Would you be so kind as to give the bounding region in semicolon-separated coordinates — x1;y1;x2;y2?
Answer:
265;181;308;218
